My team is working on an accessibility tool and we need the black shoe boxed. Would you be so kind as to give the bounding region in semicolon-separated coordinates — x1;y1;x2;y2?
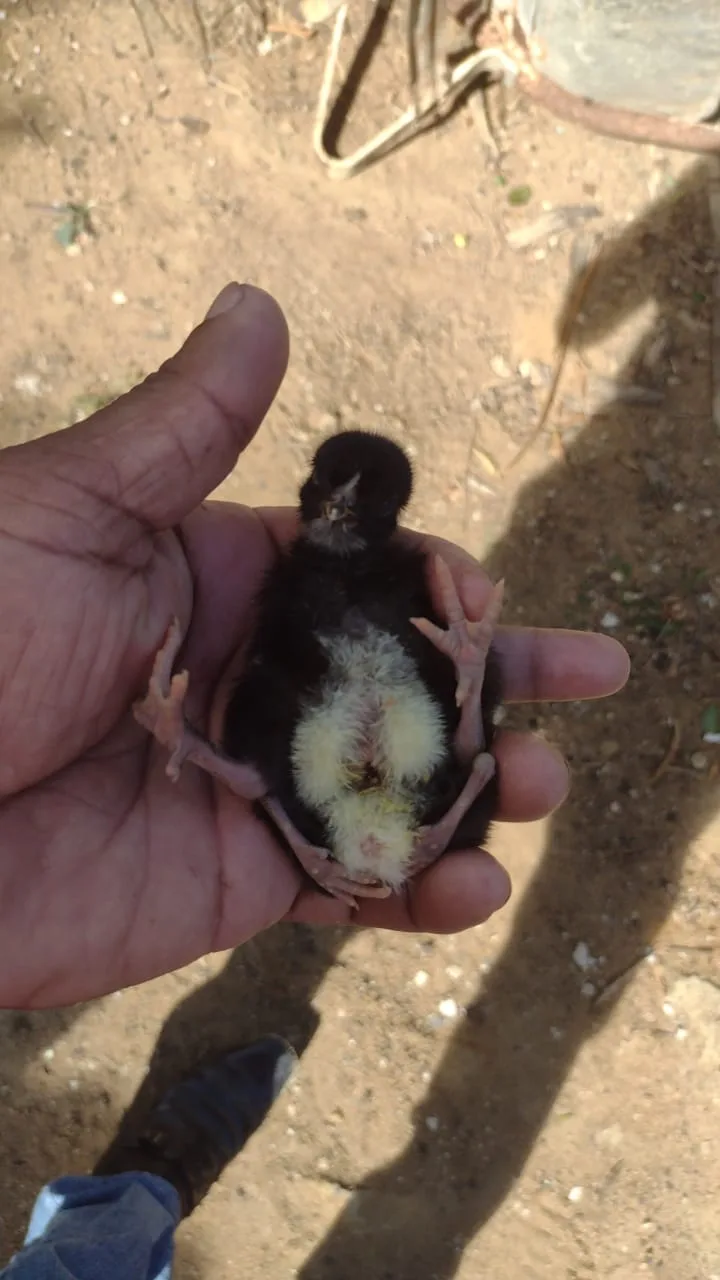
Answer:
93;1035;297;1216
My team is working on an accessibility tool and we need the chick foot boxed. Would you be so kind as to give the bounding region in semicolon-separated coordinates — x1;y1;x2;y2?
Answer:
262;796;392;909
407;751;496;875
411;556;504;765
133;618;266;800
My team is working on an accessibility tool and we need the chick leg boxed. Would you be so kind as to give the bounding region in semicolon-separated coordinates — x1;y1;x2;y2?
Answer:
407;751;496;873
133;618;266;799
262;797;392;909
411;556;504;765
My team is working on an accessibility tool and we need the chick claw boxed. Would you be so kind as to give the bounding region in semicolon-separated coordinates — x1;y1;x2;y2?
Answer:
411;556;504;765
262;796;392;910
133;618;266;800
408;751;496;875
133;618;192;780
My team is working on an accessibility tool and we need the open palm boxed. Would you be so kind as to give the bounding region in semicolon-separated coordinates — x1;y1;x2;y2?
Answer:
0;284;629;1009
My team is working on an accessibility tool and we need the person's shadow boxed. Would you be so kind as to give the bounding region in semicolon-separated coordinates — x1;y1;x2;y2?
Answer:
290;158;720;1276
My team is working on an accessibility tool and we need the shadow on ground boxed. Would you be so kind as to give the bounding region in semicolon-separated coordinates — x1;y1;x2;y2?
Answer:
298;159;719;1278
0;925;333;1268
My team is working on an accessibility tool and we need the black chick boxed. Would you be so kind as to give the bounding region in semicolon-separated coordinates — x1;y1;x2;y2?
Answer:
134;430;504;906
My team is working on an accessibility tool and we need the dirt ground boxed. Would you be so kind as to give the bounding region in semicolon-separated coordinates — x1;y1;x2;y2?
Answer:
1;1;720;1277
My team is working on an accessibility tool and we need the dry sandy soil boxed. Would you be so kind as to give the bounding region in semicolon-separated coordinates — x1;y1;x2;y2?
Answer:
1;1;720;1277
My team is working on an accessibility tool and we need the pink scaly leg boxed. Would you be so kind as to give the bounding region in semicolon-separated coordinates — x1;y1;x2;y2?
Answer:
261;797;391;910
406;751;496;875
133;618;266;799
411;556;504;766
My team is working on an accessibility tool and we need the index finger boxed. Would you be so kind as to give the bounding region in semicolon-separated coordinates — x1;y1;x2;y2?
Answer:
255;510;630;705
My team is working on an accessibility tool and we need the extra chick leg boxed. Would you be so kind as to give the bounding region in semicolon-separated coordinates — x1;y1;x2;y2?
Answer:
408;751;496;874
133;618;266;800
411;556;504;765
262;797;392;909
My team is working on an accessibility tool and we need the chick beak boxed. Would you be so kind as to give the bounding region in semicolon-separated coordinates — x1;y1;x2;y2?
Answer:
321;473;360;524
322;498;348;523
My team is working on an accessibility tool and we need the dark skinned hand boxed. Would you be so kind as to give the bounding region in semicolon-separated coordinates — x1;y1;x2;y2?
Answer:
0;283;630;1008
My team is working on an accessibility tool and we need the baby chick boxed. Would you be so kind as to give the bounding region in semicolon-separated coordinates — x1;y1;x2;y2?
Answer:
134;430;504;907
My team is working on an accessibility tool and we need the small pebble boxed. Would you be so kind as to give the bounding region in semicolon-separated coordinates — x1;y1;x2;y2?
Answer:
690;752;708;771
425;1115;440;1132
489;354;512;380
675;1026;688;1041
13;372;42;396
568;1186;584;1203
572;942;595;972
111;290;128;306
662;1001;675;1017
438;998;458;1019
413;970;429;988
445;965;463;981
453;232;468;249
580;981;596;998
600;611;620;630
42;1048;55;1063
307;408;338;434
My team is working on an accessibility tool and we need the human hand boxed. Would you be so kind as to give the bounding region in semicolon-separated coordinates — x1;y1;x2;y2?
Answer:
0;283;629;1008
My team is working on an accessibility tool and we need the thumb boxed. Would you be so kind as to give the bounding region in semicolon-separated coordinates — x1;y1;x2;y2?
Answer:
41;283;289;530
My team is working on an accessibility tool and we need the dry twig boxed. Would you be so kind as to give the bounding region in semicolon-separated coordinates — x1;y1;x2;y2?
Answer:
506;234;604;472
191;0;213;72
651;719;682;784
130;0;155;58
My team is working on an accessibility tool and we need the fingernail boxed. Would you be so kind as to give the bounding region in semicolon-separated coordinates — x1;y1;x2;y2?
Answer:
205;282;246;320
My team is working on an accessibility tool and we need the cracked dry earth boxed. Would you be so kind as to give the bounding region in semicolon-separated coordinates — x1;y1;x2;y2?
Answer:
1;2;719;1277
